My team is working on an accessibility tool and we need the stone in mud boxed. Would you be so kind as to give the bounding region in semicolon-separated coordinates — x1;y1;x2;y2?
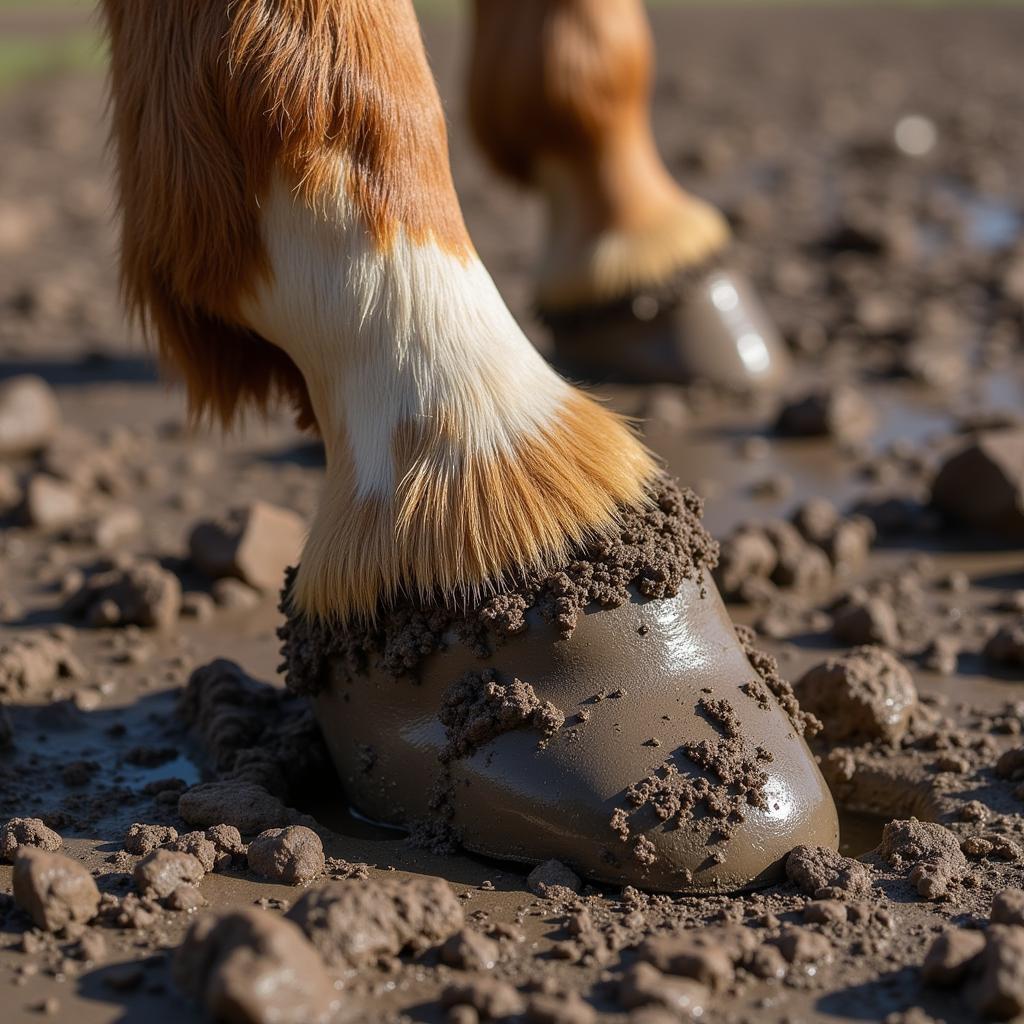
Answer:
22;473;82;530
774;385;876;445
189;501;305;592
0;632;83;700
794;646;917;743
123;823;178;857
932;430;1024;537
286;877;463;968
977;926;1024;1020
441;928;501;970
618;962;708;1017
441;978;524;1020
178;781;298;834
984;623;1024;669
527;859;581;897
830;596;900;648
785;845;874;899
13;848;100;932
174;908;337;1024
65;559;181;630
247;826;324;885
995;747;1024;782
991;889;1024;927
133;849;206;900
879;819;967;899
1;817;62;862
922;928;985;986
0;375;60;457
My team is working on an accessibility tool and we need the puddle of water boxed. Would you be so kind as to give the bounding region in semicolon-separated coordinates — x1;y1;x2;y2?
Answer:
838;806;888;858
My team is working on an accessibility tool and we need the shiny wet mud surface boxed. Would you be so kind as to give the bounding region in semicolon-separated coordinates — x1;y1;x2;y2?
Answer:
4;5;1024;1023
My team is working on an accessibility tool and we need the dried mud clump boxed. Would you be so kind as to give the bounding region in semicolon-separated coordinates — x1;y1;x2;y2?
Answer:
286;877;463;968
174;908;337;1024
13;848;100;932
65;558;181;630
0;633;83;700
133;848;206;901
279;475;718;696
438;670;565;762
879;818;968;899
774;385;876;444
247;826;324;885
786;844;875;899
794;646;917;744
1;817;62;861
735;625;818;737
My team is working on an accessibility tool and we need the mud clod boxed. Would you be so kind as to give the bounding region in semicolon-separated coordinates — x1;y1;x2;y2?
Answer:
879;819;967;899
1;817;62;862
286;877;463;968
132;848;205;900
786;845;874;899
13;848;100;932
174;907;337;1024
977;926;1024;1020
921;928;985;986
794;646;917;743
123;823;177;857
619;962;708;1017
247;826;324;885
65;559;181;630
0;375;60;457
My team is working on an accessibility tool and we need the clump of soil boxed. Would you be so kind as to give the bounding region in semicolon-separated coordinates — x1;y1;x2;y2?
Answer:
879;819;968;899
247;826;324;885
794;646;918;743
174;908;338;1024
1;816;62;861
13;847;100;932
285;876;464;968
279;475;718;695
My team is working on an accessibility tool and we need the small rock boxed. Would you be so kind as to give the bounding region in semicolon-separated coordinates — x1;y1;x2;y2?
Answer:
932;430;1024;537
165;831;219;873
0;633;83;700
166;885;207;913
205;824;246;869
0;375;60;457
189;502;305;592
133;849;205;900
775;385;876;444
1;817;62;862
22;474;82;530
13;848;100;932
174;908;337;1024
247;826;324;885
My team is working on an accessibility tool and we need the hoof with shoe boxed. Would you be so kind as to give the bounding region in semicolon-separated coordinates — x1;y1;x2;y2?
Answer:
542;266;791;393
282;478;838;894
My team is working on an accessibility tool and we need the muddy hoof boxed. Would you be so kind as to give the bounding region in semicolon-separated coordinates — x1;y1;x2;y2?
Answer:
310;577;837;894
541;267;790;392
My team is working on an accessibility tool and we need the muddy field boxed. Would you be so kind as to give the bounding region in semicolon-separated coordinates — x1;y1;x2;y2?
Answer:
4;5;1024;1023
